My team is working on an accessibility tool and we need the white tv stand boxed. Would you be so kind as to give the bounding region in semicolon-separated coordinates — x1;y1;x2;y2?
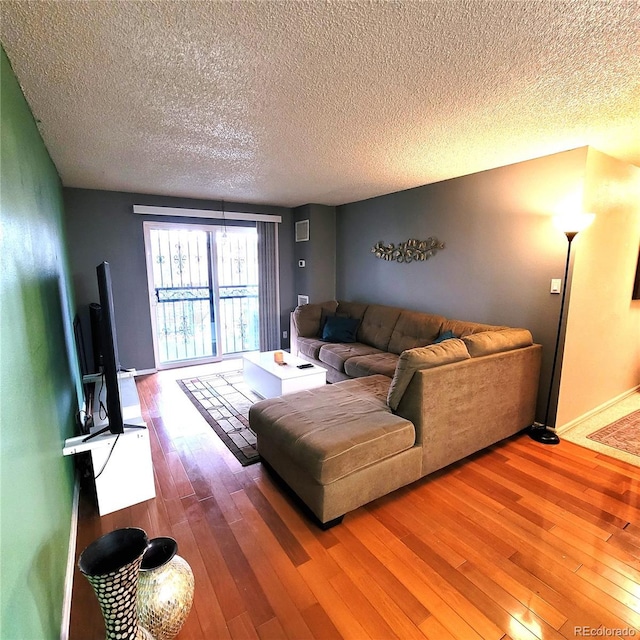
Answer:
63;371;156;516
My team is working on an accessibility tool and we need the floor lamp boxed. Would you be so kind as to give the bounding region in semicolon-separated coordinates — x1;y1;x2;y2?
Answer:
529;212;595;445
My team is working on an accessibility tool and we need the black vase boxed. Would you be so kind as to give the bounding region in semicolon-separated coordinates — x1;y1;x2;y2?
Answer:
78;527;153;640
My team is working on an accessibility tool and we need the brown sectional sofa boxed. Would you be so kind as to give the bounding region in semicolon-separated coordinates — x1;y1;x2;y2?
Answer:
249;301;542;527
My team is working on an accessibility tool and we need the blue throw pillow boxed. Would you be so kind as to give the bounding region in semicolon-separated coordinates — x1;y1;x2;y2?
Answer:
322;316;360;343
433;330;456;343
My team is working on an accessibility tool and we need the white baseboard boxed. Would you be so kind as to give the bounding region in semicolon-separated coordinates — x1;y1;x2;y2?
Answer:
556;385;640;435
133;368;157;376
60;472;80;640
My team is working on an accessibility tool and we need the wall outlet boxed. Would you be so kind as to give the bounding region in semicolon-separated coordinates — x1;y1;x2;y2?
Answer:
298;259;306;268
283;330;288;339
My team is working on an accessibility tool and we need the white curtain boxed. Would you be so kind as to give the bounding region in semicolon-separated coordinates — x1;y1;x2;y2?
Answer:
257;222;280;351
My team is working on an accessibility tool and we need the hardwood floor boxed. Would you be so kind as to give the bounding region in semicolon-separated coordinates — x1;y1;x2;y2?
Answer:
69;366;640;639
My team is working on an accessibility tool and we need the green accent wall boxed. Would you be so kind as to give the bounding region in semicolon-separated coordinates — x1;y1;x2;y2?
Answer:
1;48;80;639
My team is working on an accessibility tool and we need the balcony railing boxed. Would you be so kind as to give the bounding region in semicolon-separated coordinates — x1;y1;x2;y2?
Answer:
155;284;258;362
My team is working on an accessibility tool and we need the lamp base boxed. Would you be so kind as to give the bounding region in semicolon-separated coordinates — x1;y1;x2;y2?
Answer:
529;423;560;445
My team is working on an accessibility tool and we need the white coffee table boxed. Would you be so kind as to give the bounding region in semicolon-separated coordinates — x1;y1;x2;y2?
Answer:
242;351;327;399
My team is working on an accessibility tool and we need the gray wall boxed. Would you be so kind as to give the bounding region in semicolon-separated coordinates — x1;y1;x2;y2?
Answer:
294;204;337;304
64;188;294;370
336;148;591;420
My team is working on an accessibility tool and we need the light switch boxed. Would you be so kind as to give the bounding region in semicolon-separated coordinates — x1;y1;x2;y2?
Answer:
550;278;562;294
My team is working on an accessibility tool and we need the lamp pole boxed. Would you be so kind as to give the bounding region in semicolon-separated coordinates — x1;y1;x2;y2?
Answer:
530;232;576;444
530;213;594;445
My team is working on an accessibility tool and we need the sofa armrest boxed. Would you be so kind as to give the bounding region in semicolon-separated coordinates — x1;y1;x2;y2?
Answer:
396;344;542;476
290;301;338;356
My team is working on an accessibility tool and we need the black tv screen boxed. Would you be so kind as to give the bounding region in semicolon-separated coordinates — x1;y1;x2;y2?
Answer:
96;261;124;434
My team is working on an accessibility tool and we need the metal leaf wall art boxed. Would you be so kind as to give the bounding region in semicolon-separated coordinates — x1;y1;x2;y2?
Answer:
371;237;445;263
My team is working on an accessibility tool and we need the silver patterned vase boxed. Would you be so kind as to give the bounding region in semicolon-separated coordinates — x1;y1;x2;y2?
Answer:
78;527;154;640
137;536;195;640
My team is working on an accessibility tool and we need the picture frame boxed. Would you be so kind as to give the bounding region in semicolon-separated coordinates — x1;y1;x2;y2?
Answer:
295;219;309;242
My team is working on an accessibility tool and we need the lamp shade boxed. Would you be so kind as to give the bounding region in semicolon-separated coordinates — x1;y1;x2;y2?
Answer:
553;212;595;235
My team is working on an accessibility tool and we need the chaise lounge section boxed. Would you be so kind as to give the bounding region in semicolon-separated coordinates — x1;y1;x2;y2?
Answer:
249;301;542;526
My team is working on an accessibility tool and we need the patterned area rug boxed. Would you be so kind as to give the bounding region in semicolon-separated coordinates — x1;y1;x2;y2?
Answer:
177;370;262;466
587;409;640;457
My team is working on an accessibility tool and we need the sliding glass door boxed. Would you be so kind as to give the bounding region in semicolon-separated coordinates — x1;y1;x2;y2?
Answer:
144;221;258;368
215;229;260;355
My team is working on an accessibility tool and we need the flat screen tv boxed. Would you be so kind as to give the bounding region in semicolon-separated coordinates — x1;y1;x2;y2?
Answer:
84;262;144;441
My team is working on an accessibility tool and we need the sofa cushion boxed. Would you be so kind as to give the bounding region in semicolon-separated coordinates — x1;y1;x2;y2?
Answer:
462;328;533;357
293;301;339;338
322;316;360;343
387;339;471;410
387;310;446;354
335;301;369;322
297;337;326;360
439;318;508;337
344;352;399;378
319;342;385;372
357;304;403;351
249;375;415;484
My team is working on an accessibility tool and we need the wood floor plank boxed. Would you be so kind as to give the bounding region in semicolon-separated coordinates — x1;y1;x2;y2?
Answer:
418;614;457;640
509;439;640;497
373;497;467;568
170;519;229;640
69;370;640;639
517;495;613;541
165;449;195;498
253;472;344;578
511;550;640;631
240;476;311;567
478;452;630;529
433;526;569;632
344;510;486;640
611;527;640;557
582;486;640;524
504;453;640;524
329;571;401;639
188;442;244;524
511;437;640;483
456;561;567;640
181;495;248;624
416;478;582;572
328;537;428;639
227;611;260;640
256;616;288;640
299;602;343;639
406;482;519;558
400;533;537;640
231;489;317;612
297;559;371;640
198;494;276;628
575;563;640;613
228;510;316;640
330;521;431;626
548;523;640;578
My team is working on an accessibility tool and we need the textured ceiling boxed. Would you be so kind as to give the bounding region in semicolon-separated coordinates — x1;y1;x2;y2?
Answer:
1;0;639;208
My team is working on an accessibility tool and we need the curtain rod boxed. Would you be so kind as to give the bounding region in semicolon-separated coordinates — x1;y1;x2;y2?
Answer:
132;204;282;223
